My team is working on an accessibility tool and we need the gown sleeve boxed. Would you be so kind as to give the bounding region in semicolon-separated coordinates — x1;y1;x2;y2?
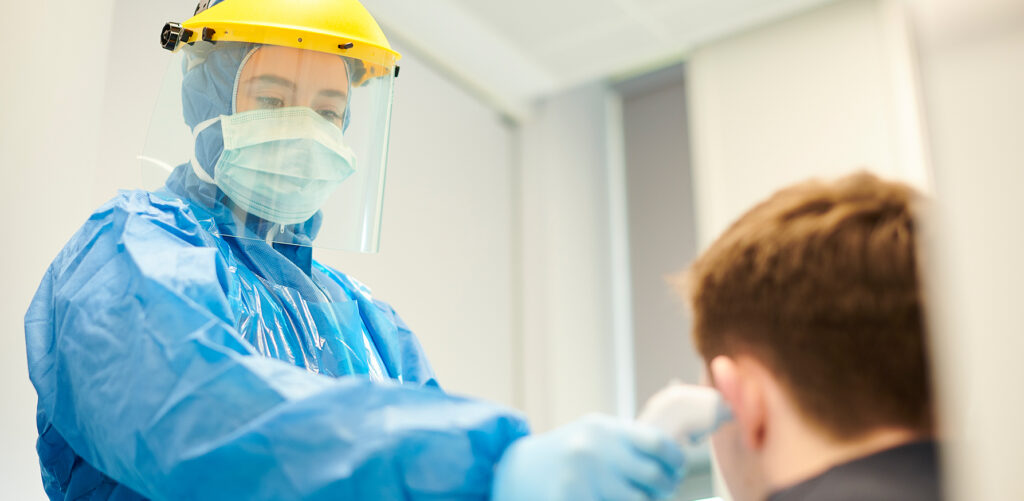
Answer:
24;191;529;501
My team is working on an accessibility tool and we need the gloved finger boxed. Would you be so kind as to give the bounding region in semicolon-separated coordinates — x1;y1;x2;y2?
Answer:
622;423;686;473
594;470;651;501
614;453;682;499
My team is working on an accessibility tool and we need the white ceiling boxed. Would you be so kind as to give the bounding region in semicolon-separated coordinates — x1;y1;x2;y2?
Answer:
361;0;837;119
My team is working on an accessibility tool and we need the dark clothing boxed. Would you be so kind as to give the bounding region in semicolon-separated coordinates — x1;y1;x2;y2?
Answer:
768;441;941;501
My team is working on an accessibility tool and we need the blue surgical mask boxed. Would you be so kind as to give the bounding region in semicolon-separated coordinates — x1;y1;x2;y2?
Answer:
191;106;356;225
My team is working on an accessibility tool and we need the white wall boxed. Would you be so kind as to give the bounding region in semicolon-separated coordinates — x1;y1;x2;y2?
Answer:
908;0;1024;498
687;0;929;247
518;84;629;431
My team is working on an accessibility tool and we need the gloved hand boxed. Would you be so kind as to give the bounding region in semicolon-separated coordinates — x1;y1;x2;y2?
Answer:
491;413;686;501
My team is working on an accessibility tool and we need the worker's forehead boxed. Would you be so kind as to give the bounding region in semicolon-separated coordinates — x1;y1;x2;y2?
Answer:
241;45;349;80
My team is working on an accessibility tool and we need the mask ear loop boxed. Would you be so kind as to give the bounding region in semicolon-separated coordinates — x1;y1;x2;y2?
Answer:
189;116;219;184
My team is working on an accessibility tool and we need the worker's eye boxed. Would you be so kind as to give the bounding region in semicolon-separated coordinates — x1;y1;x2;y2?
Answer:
255;96;285;109
317;108;343;124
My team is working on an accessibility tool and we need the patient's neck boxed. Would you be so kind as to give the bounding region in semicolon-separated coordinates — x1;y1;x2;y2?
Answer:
761;412;925;492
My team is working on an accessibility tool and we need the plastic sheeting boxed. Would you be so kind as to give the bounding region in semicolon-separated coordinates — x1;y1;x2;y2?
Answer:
25;189;529;500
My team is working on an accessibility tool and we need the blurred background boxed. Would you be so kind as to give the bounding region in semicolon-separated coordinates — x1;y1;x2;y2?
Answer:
1;0;1021;499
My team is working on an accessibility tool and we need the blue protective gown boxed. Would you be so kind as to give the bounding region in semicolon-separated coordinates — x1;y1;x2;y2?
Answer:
25;184;530;500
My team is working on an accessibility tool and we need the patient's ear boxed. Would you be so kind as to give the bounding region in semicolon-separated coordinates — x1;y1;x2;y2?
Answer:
710;355;767;451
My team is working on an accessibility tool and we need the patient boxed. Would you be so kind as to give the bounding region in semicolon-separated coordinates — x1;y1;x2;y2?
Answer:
680;172;941;500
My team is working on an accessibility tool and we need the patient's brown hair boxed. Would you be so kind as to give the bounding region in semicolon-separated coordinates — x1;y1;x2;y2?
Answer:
682;171;933;440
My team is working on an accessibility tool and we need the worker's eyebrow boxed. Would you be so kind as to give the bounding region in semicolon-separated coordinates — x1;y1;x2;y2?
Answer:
244;74;296;89
317;88;348;99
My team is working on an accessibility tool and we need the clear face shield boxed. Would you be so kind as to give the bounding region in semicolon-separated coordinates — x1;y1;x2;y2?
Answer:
142;39;396;252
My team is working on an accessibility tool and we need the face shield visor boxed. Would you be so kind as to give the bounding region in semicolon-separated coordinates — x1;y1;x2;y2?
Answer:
143;32;397;252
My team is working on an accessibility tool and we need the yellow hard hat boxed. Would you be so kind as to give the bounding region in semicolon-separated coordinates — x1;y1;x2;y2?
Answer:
160;0;401;67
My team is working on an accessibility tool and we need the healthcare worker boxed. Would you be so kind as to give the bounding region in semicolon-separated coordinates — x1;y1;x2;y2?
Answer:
24;0;686;499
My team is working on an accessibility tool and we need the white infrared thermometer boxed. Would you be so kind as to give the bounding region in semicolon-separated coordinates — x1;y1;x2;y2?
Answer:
637;383;733;447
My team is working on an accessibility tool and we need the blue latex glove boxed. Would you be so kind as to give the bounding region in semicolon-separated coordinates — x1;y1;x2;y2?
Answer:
492;414;686;501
